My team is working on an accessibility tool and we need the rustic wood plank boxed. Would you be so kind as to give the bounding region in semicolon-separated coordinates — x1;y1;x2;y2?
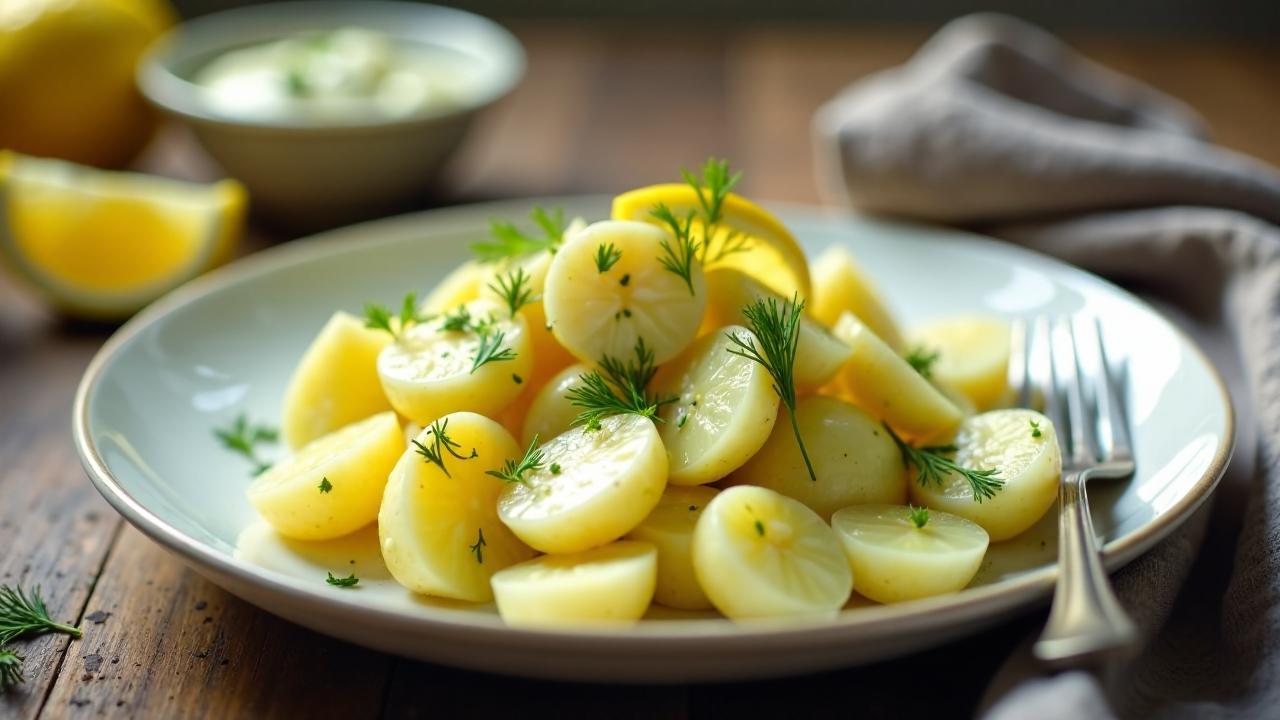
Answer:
39;526;394;718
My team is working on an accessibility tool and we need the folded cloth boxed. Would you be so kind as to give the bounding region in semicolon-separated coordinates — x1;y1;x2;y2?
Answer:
814;14;1280;719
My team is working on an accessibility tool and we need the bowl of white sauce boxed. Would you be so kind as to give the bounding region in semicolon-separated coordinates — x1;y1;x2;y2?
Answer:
139;1;524;229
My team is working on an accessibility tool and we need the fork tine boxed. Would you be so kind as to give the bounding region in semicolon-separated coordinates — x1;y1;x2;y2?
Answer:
1008;317;1030;407
1093;317;1134;464
1062;316;1100;467
1031;315;1067;438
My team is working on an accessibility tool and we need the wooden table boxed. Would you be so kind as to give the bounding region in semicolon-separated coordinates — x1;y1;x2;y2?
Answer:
3;22;1278;719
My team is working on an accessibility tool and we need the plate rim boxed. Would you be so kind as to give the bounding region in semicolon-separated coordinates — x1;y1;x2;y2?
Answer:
72;197;1236;649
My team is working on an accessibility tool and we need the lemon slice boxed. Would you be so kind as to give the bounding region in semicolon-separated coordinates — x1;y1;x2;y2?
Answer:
652;326;779;485
909;316;1012;411
626;485;719;610
377;298;533;424
692;485;852;619
542;220;706;365
910;409;1062;541
520;362;590;446
282;311;392;449
809;246;904;351
611;184;811;299
704;268;851;392
379;412;537;602
247;411;402;541
497;413;668;554
725;396;906;520
490;541;658;628
831;505;990;603
0;151;246;318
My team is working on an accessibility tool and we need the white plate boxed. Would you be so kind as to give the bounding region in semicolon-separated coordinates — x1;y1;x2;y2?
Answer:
74;198;1232;683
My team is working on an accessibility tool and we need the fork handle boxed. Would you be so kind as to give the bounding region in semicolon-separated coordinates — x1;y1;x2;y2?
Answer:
1033;471;1139;665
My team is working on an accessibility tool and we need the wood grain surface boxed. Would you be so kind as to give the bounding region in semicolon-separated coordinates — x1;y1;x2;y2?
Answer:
1;21;1277;719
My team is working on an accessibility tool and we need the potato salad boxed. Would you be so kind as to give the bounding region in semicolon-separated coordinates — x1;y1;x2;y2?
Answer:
243;159;1063;627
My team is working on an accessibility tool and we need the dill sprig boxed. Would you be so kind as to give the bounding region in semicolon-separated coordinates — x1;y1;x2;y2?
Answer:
726;295;815;482
650;203;699;295
471;328;517;373
411;418;477;478
0;585;81;646
681;157;751;264
567;338;676;430
213;414;278;476
440;305;473;332
469;529;487;564
486;435;545;484
0;647;22;694
364;292;430;341
594;242;622;273
487;266;538;318
907;505;930;529
472;206;567;263
325;572;359;588
905;346;940;379
885;425;1005;503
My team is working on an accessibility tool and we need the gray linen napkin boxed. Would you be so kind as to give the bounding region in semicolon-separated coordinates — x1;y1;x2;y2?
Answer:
813;13;1280;719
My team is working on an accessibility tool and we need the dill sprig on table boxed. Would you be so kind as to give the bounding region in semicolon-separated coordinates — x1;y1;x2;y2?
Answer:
0;584;81;646
0;647;23;694
885;425;1005;503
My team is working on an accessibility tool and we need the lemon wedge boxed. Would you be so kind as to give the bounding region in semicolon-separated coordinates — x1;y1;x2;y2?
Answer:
611;184;811;300
0;151;246;318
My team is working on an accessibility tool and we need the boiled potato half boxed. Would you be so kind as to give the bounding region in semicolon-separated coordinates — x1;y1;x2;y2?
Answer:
910;316;1011;411
725;395;906;519
377;298;533;424
626;485;719;610
809;245;904;351
498;413;668;553
693;485;852;619
281;311;392;449
831;504;989;603
910;409;1062;541
543;220;706;365
378;412;536;602
520;363;591;446
490;541;657;628
248;411;402;540
653;326;779;485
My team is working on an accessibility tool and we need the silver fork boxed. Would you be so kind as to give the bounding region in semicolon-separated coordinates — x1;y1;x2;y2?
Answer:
1008;316;1139;665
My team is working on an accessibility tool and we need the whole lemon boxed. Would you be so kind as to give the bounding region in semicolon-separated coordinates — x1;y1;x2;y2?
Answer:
0;0;175;168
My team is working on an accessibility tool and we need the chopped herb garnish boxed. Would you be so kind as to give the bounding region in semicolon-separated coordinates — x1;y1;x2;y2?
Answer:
754;520;766;537
318;477;333;494
0;585;81;646
513;374;523;385
550;463;562;475
488;267;538;318
364;292;430;340
471;206;567;263
726;296;815;482
566;338;676;429
1030;420;1042;438
886;424;1005;502
905;346;940;379
213;414;278;476
486;435;545;484
326;573;359;588
650;203;699;295
471;327;517;373
469;529;487;564
440;305;474;332
619;273;631;287
677;412;690;429
907;505;930;529
594;242;622;273
411;418;477;478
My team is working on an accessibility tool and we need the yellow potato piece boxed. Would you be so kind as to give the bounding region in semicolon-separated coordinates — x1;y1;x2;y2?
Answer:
704;268;851;392
910;409;1062;541
909;316;1012;411
725;396;905;520
809;246;904;351
520;363;590;446
282;311;392;449
831;504;989;604
377;299;533;424
490;541;657;628
421;260;487;315
831;311;962;441
653;326;779;485
247;411;401;541
478;250;578;388
626;485;719;610
543;220;706;365
498;413;668;554
378;412;536;602
693;485;852;619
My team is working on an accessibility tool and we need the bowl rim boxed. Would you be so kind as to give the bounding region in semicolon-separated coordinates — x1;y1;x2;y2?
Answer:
71;197;1236;650
136;0;526;134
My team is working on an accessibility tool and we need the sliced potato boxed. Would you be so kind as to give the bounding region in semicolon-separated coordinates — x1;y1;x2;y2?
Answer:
910;409;1061;541
377;298;533;424
831;311;962;441
282;311;392;449
626;485;719;610
809;245;904;351
652;326;779;485
248;411;402;540
704;268;851;392
725;395;905;519
498;413;668;553
490;541;657;628
378;412;536;602
543;220;706;365
909;316;1011;411
693;485;852;619
831;504;989;603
